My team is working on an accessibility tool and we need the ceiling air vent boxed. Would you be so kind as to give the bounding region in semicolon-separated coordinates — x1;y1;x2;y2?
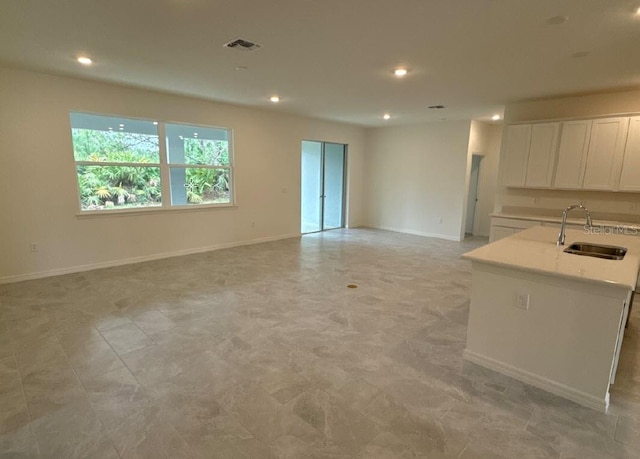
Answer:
428;105;445;109
223;38;261;51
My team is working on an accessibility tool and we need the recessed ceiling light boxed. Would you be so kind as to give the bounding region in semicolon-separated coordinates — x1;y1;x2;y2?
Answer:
393;68;408;77
77;56;92;65
270;96;280;103
546;15;568;25
492;114;501;121
383;113;391;120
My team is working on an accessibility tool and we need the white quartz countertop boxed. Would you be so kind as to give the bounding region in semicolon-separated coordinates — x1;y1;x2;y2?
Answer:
491;212;640;231
463;226;640;289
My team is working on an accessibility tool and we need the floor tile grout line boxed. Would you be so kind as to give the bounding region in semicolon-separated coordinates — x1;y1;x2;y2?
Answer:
2;230;639;457
523;406;535;433
59;332;123;459
270;384;361;457
90;325;204;458
10;351;41;457
95;327;149;389
457;439;471;458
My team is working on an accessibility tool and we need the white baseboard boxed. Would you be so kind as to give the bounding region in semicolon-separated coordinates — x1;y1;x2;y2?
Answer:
364;225;462;242
0;233;300;285
463;349;609;413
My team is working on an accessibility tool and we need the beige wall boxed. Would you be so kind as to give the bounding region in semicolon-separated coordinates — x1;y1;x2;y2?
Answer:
497;90;640;219
0;67;366;282
505;89;640;123
464;121;502;237
363;121;472;240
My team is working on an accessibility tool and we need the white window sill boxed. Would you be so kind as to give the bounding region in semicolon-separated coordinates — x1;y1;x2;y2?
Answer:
76;203;238;219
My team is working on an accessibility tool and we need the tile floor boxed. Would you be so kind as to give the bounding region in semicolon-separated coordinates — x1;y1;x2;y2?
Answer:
1;228;640;458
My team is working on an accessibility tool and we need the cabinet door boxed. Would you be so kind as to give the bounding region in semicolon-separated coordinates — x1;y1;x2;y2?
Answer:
583;117;629;190
525;123;560;188
502;124;531;187
489;226;516;242
553;120;591;189
619;116;640;192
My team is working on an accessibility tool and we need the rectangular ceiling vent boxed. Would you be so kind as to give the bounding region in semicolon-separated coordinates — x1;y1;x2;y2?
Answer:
223;38;261;51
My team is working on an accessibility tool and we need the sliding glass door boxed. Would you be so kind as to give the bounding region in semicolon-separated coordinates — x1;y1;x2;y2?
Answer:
301;141;346;233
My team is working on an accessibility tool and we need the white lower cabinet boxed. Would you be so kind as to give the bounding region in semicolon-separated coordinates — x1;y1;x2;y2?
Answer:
490;226;517;242
489;217;541;242
491;216;640;244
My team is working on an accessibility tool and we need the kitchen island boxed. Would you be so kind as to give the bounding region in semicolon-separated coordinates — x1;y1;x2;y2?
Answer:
462;225;640;412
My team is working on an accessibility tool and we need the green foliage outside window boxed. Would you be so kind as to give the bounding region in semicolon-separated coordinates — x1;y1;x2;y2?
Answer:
72;128;230;210
181;138;230;204
73;129;161;210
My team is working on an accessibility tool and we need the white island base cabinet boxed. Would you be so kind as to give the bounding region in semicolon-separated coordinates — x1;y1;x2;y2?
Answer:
464;262;631;412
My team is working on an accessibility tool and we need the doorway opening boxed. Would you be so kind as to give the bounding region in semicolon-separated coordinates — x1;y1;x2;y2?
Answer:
301;140;346;234
465;154;483;237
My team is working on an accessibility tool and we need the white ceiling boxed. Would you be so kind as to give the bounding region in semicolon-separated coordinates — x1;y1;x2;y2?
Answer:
1;0;639;127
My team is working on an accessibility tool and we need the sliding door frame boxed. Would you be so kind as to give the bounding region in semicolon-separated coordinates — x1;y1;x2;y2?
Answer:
301;140;347;234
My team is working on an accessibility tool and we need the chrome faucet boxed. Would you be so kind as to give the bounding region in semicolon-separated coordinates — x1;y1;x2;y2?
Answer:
557;204;593;246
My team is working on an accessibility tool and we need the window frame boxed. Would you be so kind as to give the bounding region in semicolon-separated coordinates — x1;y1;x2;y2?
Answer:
70;112;236;216
163;122;234;208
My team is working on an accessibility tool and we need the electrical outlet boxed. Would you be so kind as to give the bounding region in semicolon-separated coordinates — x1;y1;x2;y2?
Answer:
30;243;38;253
250;222;256;228
516;293;529;310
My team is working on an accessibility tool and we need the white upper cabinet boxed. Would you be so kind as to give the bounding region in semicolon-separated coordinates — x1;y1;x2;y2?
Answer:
502;124;531;187
582;117;629;190
553;120;592;189
619;116;640;192
524;123;560;188
502;116;637;192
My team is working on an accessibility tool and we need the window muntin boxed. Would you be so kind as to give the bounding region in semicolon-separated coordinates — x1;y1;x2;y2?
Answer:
70;113;233;212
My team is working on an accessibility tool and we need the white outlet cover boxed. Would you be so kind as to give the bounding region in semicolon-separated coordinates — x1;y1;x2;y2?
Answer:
516;293;529;310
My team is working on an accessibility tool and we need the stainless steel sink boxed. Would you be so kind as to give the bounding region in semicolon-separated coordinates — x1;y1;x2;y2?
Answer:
563;242;627;260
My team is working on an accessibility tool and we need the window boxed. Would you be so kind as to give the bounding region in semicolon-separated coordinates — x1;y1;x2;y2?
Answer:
165;124;231;205
70;112;233;212
71;113;162;211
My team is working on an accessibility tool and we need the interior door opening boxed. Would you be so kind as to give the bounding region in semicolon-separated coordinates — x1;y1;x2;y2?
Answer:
301;140;346;234
465;154;483;237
